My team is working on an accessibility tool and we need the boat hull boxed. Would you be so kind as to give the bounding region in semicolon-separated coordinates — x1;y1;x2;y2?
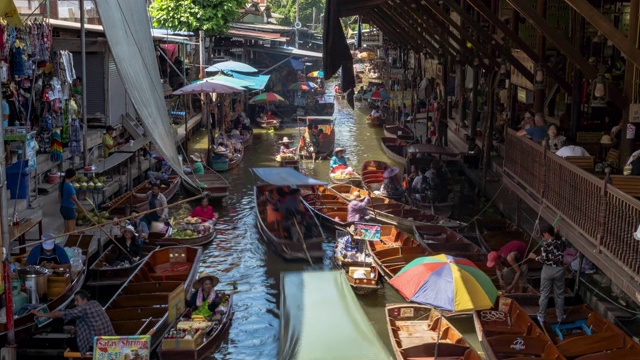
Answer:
87;244;157;287
183;169;230;199
380;137;408;164
149;230;216;247
103;176;181;216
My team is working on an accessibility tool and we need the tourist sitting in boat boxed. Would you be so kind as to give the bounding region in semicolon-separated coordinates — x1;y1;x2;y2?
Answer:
115;225;141;264
410;166;429;199
347;196;371;222
33;290;115;357
134;183;168;226
279;137;297;155
190;198;216;222
424;160;450;203
280;188;315;241
129;211;149;243
380;167;406;199
370;106;383;121
187;272;222;318
463;136;482;169
486;240;529;294
27;233;71;270
403;165;419;189
330;148;348;171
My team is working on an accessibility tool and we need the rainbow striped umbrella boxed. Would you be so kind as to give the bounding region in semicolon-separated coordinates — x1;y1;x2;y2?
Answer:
288;82;318;91
249;92;288;104
389;254;498;312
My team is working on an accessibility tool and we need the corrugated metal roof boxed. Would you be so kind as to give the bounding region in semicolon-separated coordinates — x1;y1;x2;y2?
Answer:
228;29;288;42
49;19;197;44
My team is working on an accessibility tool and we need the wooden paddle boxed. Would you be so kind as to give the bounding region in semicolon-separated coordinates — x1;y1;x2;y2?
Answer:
292;217;313;265
104;179;150;214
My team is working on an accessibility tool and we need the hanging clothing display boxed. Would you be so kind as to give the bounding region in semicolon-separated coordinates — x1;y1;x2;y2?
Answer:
50;130;63;163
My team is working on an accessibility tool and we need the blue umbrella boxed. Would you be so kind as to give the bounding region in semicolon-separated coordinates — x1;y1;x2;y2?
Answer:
201;75;254;89
205;60;258;73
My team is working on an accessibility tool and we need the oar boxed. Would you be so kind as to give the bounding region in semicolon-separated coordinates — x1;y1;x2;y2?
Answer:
292;217;313;266
84;198;134;260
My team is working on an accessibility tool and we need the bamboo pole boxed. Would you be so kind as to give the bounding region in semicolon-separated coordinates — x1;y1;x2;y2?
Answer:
12;193;205;250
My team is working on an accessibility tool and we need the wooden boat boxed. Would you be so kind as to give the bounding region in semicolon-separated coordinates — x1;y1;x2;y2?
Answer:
158;294;234;360
413;224;491;273
275;154;300;170
541;304;640;359
474;296;564;360
366;114;383;127
105;246;202;351
297;116;336;160
381;137;410;164
329;183;396;205
361;160;391;193
386;304;481;360
384;124;415;143
365;225;423;281
241;130;253;147
256;118;281;130
332;233;380;295
302;192;352;230
321;184;466;230
329;172;361;185
102;175;181;216
183;168;230;199
88;243;158;287
149;229;216;247
0;233;96;344
255;184;325;260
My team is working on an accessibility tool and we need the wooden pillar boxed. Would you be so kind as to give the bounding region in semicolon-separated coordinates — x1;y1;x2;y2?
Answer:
620;0;640;164
534;0;547;114
457;0;468;126
470;62;480;134
570;69;582;139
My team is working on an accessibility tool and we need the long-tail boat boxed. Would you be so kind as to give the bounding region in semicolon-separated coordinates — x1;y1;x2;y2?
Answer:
542;304;640;359
473;296;564;360
183;168;230;200
158;294;234;360
104;246;202;351
322;184;465;230
361;160;391;193
383;124;415;143
0;233;97;344
381;137;410;164
386;304;481;360
413;224;490;273
88;243;158;287
102;175;181;216
252;168;325;261
332;231;380;295
365;225;423;281
301;192;352;230
148;221;216;247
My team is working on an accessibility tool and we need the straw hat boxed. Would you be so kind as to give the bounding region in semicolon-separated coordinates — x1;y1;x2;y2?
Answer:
279;137;292;144
600;134;613;145
193;272;220;289
213;146;228;154
383;167;400;178
190;153;203;162
230;129;240;136
334;147;346;155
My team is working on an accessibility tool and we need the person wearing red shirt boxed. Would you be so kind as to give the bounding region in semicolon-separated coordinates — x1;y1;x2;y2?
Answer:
190;198;216;221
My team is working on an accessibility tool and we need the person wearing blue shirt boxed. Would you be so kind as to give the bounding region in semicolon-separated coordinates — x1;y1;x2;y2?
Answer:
517;113;548;142
2;98;9;127
27;234;71;269
330;148;348;171
59;168;86;233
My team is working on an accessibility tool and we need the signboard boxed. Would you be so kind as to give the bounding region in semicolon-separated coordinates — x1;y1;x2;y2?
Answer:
629;103;640;123
352;223;381;241
517;87;533;104
168;285;185;324
93;335;151;360
510;50;534;90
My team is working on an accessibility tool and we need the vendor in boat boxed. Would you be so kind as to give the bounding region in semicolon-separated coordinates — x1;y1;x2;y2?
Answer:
487;240;529;294
190;198;216;222
116;225;141;264
33;290;115;357
264;111;276;121
380;167;406;199
187;272;222;318
212;145;230;161
330;148;348;171
26;233;72;270
184;153;205;175
279;137;297;155
134;183;168;225
347;196;371;222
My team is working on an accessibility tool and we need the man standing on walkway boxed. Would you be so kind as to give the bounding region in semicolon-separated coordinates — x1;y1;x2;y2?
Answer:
529;225;566;323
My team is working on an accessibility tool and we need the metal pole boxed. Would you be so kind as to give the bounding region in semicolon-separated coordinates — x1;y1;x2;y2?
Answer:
295;0;300;49
0;90;16;352
80;0;88;166
199;30;205;80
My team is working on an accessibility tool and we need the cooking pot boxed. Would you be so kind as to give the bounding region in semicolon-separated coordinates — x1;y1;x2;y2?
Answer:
17;266;49;304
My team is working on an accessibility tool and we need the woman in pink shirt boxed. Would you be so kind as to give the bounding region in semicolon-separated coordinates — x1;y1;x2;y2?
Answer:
190;198;216;221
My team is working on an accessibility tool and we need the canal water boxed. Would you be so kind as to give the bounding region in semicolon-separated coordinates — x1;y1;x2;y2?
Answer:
186;99;482;359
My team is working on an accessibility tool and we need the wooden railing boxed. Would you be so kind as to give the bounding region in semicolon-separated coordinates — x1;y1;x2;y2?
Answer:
503;129;640;282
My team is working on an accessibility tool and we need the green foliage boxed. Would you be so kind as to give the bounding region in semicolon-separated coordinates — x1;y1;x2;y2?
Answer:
269;0;325;29
149;0;246;35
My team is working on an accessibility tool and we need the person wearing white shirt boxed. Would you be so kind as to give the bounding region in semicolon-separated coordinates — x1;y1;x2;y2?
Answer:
555;139;590;158
370;108;382;119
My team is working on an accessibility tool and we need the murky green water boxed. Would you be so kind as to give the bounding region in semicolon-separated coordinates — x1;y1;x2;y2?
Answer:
187;99;483;359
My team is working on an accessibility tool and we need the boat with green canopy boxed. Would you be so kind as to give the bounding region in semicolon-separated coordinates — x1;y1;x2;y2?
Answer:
279;270;393;359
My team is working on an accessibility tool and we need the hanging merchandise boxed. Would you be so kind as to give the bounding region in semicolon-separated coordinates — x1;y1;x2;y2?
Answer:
61;100;70;144
50;129;63;163
69;118;82;157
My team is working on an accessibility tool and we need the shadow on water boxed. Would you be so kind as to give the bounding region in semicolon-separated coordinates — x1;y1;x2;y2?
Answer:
182;97;481;359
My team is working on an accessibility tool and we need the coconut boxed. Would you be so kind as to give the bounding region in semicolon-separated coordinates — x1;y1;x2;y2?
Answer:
87;182;95;190
95;182;104;189
99;211;109;219
72;182;80;189
98;176;107;183
80;182;88;190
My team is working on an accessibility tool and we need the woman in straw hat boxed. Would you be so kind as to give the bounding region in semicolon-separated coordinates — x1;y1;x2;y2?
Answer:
279;137;297;155
187;272;222;318
185;153;205;175
380;167;405;198
330;147;348;171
